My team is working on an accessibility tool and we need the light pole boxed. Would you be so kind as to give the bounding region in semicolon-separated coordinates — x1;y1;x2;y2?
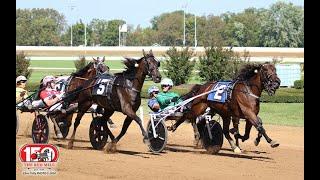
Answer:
84;23;87;46
183;9;186;46
194;14;197;47
182;2;188;47
69;5;75;46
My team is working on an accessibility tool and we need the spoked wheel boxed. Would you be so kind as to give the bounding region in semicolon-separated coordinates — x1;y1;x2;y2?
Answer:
147;120;167;153
197;120;223;154
16;110;19;135
53;117;70;139
89;117;109;150
32;114;49;144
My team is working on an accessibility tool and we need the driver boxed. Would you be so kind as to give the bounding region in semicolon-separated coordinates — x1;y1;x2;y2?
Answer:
156;78;182;109
35;75;65;112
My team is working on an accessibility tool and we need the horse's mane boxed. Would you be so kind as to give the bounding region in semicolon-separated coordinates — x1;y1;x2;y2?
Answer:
114;57;143;80
234;63;261;81
71;62;93;76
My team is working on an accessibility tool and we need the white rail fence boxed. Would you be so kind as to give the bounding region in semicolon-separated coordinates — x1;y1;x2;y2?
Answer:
16;46;304;63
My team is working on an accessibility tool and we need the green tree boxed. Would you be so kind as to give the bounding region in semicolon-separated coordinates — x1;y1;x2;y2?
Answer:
197;15;227;47
151;11;184;46
197;46;247;81
127;26;157;46
223;8;264;47
61;20;92;46
16;52;32;78
87;19;109;46
163;47;195;85
260;2;304;47
16;8;66;46
101;20;126;46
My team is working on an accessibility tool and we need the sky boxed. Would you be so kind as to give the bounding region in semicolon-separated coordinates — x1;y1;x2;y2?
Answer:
16;0;304;28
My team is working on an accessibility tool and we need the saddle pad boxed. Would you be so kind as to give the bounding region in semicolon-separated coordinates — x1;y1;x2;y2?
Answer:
207;81;232;103
92;74;114;96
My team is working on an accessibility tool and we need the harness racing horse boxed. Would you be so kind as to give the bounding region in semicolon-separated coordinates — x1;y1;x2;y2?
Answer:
53;57;109;138
67;50;161;151
170;62;281;153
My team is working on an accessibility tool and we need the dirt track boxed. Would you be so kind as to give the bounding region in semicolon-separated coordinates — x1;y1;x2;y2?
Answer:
16;112;304;180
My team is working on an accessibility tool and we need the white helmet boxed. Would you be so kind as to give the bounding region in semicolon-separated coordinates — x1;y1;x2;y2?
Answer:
148;86;160;94
42;76;55;86
16;75;27;83
160;78;173;86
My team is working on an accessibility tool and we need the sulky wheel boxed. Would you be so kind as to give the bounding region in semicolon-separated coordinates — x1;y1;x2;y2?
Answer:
147;120;167;153
89;117;109;150
32;114;49;144
16;110;19;135
197;120;223;154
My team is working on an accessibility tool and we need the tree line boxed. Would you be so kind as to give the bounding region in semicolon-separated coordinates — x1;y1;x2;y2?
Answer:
16;1;303;47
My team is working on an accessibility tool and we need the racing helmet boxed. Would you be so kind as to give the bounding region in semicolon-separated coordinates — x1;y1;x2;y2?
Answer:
16;75;27;83
148;86;160;95
42;75;55;86
160;78;173;86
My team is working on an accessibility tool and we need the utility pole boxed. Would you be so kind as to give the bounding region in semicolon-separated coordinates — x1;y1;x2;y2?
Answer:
194;14;197;47
84;23;87;46
183;9;186;46
69;4;75;46
182;3;188;47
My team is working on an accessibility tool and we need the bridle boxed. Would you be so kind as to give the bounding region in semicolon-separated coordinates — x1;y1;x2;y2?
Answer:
143;55;160;78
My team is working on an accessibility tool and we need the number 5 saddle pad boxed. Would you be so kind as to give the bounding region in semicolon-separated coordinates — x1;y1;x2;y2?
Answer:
92;74;114;97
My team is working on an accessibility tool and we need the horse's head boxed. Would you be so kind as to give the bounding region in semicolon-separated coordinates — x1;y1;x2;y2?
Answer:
258;63;281;95
92;57;109;75
141;49;162;83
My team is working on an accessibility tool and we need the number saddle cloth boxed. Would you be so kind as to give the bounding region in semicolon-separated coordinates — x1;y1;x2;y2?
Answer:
92;73;115;98
207;81;234;103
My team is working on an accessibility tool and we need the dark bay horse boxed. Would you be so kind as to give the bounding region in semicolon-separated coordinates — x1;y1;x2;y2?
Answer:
67;50;161;150
53;57;109;137
170;62;281;153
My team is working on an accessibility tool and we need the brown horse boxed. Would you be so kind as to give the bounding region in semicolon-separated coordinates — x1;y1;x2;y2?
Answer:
170;62;281;153
53;57;109;138
67;50;161;151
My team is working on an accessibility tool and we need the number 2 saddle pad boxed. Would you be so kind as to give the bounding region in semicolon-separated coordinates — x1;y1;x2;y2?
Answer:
207;81;232;103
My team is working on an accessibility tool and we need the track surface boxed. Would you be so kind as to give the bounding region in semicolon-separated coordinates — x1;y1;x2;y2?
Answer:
16;112;304;180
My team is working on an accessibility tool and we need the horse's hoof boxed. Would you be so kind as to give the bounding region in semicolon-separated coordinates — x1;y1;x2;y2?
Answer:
254;139;260;146
109;124;117;129
67;142;73;149
193;139;203;149
229;128;237;135
106;142;117;154
233;147;242;154
143;137;150;146
56;132;63;139
270;140;280;148
105;143;117;153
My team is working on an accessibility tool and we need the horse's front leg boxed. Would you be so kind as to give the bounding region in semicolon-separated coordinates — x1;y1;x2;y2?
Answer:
68;111;86;149
191;121;202;148
114;116;133;143
244;113;279;148
241;119;253;142
106;116;133;153
230;116;242;148
167;118;184;132
254;116;279;147
122;106;149;145
222;116;242;153
68;101;92;149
